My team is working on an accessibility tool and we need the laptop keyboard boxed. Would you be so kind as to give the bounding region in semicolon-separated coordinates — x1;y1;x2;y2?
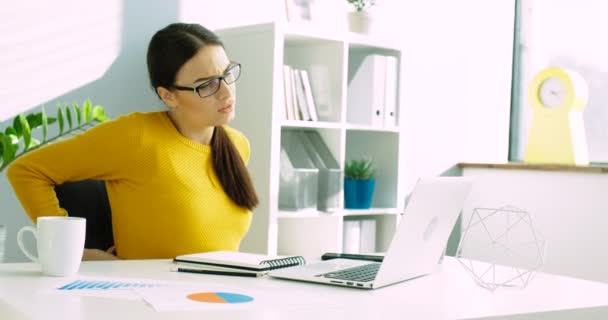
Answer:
317;263;380;282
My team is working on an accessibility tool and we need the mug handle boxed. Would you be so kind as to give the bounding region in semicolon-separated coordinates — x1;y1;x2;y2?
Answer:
17;226;38;262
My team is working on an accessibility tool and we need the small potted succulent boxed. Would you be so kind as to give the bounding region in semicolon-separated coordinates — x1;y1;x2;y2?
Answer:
346;0;377;34
344;157;376;209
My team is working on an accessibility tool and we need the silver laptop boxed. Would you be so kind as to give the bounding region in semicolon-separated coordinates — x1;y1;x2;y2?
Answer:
268;177;473;289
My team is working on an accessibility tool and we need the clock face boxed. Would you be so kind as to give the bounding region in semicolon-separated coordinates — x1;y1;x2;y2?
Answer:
539;77;566;108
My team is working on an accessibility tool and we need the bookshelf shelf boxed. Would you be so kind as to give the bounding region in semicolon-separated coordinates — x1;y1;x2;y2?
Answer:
283;22;401;52
277;208;401;219
277;210;329;219
218;22;405;258
281;120;343;130
345;124;401;133
285;23;348;44
342;208;402;217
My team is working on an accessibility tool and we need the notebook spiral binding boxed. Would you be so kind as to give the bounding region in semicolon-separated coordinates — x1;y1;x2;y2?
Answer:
260;256;306;270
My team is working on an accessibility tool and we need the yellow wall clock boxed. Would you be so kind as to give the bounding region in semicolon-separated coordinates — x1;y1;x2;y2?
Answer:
525;67;589;165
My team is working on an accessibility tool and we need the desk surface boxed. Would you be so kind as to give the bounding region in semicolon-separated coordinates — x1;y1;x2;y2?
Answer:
1;257;608;320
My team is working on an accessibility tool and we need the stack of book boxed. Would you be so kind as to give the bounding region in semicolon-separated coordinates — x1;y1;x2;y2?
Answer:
283;65;319;121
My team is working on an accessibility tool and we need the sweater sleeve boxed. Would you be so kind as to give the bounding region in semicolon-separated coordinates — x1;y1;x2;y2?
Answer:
6;113;141;222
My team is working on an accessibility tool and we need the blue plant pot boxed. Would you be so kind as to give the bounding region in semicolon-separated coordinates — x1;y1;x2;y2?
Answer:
344;178;376;209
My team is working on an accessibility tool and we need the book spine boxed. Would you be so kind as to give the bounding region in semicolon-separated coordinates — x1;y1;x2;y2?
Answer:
283;65;296;120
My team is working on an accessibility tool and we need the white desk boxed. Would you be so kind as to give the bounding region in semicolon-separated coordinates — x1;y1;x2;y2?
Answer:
1;257;608;320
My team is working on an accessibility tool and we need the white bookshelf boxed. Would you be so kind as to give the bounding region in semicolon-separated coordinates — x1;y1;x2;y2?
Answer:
281;120;342;130
217;22;406;259
277;208;401;219
345;124;401;133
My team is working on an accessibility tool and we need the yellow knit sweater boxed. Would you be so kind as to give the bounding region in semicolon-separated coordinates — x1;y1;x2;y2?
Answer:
7;111;252;259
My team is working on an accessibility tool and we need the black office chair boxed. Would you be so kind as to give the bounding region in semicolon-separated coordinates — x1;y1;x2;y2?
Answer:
54;180;114;251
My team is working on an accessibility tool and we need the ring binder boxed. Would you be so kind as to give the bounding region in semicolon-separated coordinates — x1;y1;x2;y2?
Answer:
260;256;306;270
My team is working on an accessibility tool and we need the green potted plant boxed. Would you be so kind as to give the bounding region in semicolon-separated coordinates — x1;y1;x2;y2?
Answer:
346;0;377;34
344;157;376;209
0;99;109;172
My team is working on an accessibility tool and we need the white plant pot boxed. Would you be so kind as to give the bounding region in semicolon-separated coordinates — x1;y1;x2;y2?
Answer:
348;11;373;34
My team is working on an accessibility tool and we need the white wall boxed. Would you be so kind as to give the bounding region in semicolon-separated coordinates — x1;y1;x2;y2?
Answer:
462;1;514;164
391;0;514;193
0;0;514;262
0;1;122;121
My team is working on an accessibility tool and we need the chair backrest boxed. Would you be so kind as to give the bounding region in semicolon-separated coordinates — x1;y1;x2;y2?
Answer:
54;180;114;251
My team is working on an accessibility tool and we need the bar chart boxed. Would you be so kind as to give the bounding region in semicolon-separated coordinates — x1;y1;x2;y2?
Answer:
57;279;164;291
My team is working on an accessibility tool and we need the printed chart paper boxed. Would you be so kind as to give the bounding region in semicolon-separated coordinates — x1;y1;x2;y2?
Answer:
40;276;183;300
134;286;257;312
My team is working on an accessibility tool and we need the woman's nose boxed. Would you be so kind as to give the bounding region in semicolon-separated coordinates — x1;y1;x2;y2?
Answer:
215;80;232;99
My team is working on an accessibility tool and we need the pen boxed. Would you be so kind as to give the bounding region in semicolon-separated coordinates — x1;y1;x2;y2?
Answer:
176;267;260;278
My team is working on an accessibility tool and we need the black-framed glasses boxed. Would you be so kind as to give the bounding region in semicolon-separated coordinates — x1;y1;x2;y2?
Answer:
172;62;241;98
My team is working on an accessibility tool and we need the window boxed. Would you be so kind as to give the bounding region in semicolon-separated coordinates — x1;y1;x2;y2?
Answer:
511;0;608;163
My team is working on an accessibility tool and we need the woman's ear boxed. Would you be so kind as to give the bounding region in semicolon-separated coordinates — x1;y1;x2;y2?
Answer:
157;87;178;109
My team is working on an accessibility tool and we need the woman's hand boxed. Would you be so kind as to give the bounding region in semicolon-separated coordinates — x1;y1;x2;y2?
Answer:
82;246;121;261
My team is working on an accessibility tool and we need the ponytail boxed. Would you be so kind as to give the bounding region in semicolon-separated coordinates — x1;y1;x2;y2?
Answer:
211;127;259;210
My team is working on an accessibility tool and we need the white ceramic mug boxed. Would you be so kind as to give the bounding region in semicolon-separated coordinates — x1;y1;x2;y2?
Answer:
17;217;86;276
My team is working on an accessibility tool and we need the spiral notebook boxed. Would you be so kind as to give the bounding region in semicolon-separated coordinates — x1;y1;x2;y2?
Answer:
174;251;306;274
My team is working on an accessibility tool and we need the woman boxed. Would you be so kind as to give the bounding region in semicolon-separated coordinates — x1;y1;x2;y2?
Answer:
7;23;259;260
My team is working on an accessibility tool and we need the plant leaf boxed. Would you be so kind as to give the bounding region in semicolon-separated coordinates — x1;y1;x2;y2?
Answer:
2;134;18;164
25;113;43;130
19;114;32;149
12;115;22;137
0;132;4;157
92;105;109;122
344;158;375;180
65;105;73;129
9;134;19;159
29;138;41;149
1;134;10;164
73;102;81;126
82;99;92;123
5;127;17;136
57;105;64;135
42;106;48;142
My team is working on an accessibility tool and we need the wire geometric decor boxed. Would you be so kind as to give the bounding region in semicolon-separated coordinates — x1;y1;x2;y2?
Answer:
455;205;546;291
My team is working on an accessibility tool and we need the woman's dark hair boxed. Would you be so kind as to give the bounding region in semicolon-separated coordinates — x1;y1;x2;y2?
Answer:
147;23;259;210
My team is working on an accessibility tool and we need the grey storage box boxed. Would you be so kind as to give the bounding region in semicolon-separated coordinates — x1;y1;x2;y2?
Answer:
298;131;342;212
279;131;319;210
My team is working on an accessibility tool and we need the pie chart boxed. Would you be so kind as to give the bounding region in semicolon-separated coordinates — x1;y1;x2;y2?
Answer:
187;292;253;304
